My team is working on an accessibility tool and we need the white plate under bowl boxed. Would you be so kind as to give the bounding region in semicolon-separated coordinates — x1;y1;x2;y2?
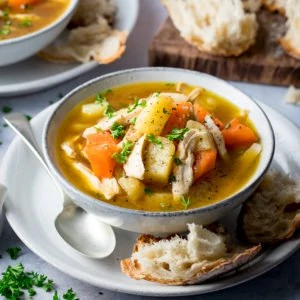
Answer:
1;102;300;297
0;0;139;97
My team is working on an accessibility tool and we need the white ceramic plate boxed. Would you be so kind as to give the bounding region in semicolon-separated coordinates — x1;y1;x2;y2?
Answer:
1;102;300;297
0;0;139;97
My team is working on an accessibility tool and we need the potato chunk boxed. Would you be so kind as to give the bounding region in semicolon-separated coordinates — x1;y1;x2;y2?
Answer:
81;103;106;118
119;177;145;204
135;94;173;135
144;137;175;186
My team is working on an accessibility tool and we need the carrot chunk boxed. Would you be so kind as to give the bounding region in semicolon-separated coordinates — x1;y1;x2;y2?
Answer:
222;118;258;149
193;149;217;180
162;101;192;135
8;0;39;8
85;132;119;179
193;103;224;129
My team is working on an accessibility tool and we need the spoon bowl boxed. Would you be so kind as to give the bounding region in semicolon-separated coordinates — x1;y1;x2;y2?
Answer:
3;113;116;259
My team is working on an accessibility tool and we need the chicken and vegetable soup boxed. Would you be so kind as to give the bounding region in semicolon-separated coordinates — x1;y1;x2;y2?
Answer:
0;0;69;40
56;82;261;212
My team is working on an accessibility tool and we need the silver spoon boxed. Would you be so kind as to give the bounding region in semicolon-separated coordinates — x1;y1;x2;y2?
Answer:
3;113;116;259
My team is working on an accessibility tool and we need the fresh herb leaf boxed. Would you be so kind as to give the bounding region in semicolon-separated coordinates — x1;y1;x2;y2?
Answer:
25;114;32;121
162;107;170;114
153;91;161;97
130;117;137;125
94;93;107;104
180;196;191;209
168;174;176;183
62;288;78;300
127;98;146;113
167;128;189;141
144;187;153;195
104;104;115;119
6;247;21;260
225;123;231;129
112;141;133;164
173;157;182;165
146;134;163;148
2;106;12;113
165;82;175;86
20;19;32;27
110;122;125;139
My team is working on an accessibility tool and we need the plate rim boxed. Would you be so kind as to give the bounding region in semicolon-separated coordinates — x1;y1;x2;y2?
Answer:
1;101;300;297
0;0;139;97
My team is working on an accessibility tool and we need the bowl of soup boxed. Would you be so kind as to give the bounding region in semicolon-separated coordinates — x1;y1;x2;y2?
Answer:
43;68;275;234
0;0;78;66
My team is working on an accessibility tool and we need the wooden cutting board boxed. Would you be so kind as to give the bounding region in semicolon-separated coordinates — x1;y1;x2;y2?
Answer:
149;10;300;87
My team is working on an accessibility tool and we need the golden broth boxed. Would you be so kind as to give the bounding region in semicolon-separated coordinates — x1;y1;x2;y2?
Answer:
56;82;260;212
0;0;70;41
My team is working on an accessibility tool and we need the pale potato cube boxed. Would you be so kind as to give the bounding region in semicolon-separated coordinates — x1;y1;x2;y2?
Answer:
118;177;145;204
135;94;173;135
81;103;106;118
144;137;175;186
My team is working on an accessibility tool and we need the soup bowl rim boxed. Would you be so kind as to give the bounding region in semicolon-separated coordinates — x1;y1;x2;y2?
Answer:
0;0;79;46
42;67;275;218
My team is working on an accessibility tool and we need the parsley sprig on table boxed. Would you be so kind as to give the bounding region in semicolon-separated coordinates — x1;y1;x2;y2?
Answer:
6;247;21;260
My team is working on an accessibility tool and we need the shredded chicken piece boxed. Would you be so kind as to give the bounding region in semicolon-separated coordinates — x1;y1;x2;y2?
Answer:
160;92;187;102
82;107;143;138
172;129;203;197
124;135;147;180
73;162;121;200
176;82;189;93
204;115;229;161
186;88;203;102
60;136;81;158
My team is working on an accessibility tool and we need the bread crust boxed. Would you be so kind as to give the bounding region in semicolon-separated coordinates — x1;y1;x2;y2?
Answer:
120;234;261;285
261;0;286;15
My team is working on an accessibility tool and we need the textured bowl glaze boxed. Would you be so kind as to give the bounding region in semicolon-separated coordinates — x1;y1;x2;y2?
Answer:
42;68;275;234
0;0;78;66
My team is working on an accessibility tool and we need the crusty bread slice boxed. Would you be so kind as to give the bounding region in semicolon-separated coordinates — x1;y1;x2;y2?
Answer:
279;0;300;60
121;224;261;285
39;0;127;64
239;170;300;244
161;0;258;57
261;0;286;15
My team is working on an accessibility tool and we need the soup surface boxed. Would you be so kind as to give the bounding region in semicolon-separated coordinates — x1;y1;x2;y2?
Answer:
56;82;261;212
0;0;70;41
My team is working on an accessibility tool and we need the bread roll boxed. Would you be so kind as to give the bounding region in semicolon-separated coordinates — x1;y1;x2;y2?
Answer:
161;0;258;57
121;223;261;285
279;0;300;60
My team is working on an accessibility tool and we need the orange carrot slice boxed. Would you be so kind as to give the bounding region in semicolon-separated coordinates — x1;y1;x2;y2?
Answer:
222;118;258;149
85;132;119;179
193;103;224;129
193;149;217;180
162;101;192;135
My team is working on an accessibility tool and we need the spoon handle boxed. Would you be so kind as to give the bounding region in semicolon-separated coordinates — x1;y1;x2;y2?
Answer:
3;113;61;192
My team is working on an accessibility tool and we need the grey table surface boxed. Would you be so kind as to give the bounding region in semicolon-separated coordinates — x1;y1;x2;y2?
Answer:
1;0;300;299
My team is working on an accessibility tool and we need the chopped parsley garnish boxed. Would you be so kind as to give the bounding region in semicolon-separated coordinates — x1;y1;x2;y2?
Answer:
2;106;12;113
6;247;21;260
0;263;55;299
154;92;161;97
104;104;115;119
144;187;153;195
112;141;133;163
165;82;175;86
181;196;191;209
110;122;125;139
20;19;32;27
25;114;32;121
162;107;170;114
167;128;189;141
225;123;231;129
146;134;163;148
168;174;176;183
130;117;137;125
94;89;112;104
127;98;146;113
0;27;10;35
173;157;182;165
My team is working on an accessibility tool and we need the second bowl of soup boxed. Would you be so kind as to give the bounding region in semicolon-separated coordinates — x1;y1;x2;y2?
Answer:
43;68;274;234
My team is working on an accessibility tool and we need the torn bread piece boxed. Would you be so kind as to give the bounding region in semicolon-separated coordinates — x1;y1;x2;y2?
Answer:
161;0;258;57
239;170;300;244
279;0;300;60
242;0;262;13
284;86;300;105
261;0;286;15
121;223;261;285
39;0;127;64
